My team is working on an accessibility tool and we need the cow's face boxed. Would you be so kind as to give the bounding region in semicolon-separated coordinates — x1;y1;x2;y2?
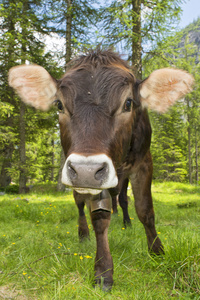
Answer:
8;50;194;195
57;64;139;194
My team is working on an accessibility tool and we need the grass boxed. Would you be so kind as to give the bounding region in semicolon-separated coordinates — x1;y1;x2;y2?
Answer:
0;181;199;299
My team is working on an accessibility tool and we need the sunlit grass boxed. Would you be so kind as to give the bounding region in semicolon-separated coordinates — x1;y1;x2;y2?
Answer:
0;182;199;299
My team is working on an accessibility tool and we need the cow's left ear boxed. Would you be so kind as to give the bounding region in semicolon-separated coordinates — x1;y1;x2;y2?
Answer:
139;68;194;113
9;64;58;111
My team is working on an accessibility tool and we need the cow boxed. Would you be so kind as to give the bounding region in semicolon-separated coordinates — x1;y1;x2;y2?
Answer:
9;49;194;290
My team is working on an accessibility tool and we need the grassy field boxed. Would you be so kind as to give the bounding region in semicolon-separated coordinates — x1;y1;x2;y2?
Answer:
0;182;199;299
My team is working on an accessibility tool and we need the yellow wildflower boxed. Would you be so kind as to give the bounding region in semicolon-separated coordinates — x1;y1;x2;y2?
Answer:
84;255;92;259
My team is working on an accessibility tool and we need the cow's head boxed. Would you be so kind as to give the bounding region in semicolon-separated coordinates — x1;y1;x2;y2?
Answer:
9;50;194;195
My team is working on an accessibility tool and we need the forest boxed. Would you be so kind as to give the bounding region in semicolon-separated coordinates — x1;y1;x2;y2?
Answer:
1;0;200;194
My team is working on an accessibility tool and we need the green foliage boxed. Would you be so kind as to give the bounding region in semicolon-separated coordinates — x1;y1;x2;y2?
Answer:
0;182;199;299
145;19;200;183
45;0;99;55
0;0;64;189
100;0;182;56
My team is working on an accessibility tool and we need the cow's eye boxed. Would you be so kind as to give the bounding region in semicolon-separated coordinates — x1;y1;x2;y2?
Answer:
54;100;64;112
123;98;133;112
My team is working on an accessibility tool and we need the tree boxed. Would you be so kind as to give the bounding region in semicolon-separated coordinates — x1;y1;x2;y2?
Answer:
0;0;62;192
144;20;200;183
46;0;99;63
101;0;183;78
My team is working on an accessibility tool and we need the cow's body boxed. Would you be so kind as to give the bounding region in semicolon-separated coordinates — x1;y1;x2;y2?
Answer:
9;50;194;290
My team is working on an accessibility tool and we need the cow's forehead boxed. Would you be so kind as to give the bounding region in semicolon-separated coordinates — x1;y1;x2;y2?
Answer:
60;64;135;111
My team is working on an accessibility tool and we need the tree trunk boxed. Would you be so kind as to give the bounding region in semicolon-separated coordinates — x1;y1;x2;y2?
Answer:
18;1;28;193
65;0;72;64
57;149;66;192
19;101;27;193
131;0;142;79
186;98;192;184
51;138;55;181
0;145;13;188
195;126;199;184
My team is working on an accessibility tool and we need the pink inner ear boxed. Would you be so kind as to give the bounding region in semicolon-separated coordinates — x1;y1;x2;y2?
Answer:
9;65;58;111
140;68;194;113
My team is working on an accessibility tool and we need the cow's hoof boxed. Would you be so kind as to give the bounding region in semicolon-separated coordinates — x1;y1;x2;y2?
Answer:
124;218;132;228
149;243;165;256
79;233;90;242
94;276;113;291
78;227;90;242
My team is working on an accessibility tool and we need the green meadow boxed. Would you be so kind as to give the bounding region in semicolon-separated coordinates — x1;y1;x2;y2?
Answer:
0;182;199;299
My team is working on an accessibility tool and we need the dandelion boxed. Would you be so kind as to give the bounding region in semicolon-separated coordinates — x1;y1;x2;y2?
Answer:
67;232;70;234
122;228;125;230
158;232;161;234
12;243;15;245
84;255;92;259
28;276;31;279
59;243;62;246
23;272;27;275
3;235;5;237
74;253;78;256
80;256;83;260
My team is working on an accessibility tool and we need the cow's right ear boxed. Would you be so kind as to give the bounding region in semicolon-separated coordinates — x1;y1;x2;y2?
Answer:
8;65;58;111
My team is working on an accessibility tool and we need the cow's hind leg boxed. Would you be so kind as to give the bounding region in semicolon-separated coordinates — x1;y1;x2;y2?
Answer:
130;152;164;255
112;196;118;214
118;178;131;227
91;209;113;290
73;191;89;241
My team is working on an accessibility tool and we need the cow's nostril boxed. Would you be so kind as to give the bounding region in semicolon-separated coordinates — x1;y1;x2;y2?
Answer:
94;163;108;181
67;161;77;180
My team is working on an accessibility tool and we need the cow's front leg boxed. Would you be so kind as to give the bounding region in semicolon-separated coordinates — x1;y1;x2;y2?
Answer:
118;178;131;227
73;191;90;241
90;191;113;290
130;151;164;255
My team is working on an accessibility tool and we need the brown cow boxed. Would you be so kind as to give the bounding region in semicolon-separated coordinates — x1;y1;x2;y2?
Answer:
9;50;193;290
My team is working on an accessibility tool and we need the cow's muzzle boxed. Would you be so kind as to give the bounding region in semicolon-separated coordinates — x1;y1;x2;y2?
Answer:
61;154;118;195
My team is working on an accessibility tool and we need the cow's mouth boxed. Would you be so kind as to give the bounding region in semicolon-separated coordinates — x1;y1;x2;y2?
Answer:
74;187;102;195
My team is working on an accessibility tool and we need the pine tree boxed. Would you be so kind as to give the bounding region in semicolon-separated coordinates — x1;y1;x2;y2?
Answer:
144;21;199;183
0;0;62;191
101;0;182;78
